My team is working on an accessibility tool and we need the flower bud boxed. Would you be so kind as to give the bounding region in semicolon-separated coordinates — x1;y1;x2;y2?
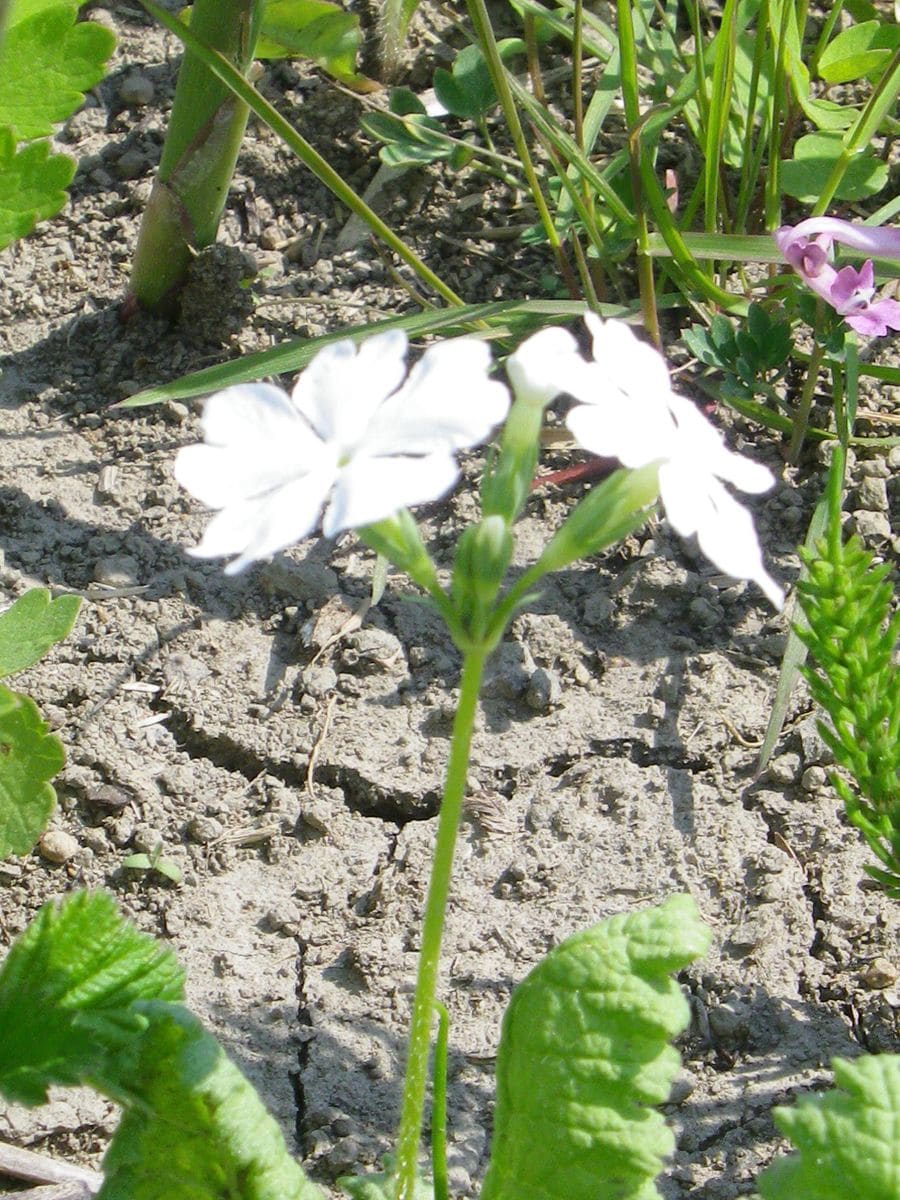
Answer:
451;515;514;646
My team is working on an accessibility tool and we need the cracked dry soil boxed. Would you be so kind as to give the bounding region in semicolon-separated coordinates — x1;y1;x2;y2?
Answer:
1;2;898;1196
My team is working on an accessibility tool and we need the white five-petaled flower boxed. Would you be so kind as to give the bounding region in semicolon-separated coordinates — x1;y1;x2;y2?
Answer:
175;330;510;574
509;316;784;608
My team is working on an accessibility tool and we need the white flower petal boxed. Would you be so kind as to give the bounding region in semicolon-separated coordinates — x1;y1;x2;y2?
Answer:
667;393;775;495
659;467;784;608
657;458;711;539
584;315;672;400
323;453;459;536
292;330;409;445
187;467;337;574
505;326;580;405
367;338;510;454
175;385;324;509
199;383;300;446
566;387;676;467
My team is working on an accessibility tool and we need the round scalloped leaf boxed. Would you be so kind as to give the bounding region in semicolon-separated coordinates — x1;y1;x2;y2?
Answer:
0;3;116;141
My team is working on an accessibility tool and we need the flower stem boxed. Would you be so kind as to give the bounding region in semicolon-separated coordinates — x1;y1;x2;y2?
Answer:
393;645;488;1200
789;301;826;464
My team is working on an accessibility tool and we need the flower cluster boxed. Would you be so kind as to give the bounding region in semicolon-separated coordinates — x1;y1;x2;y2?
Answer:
775;217;900;337
176;318;783;607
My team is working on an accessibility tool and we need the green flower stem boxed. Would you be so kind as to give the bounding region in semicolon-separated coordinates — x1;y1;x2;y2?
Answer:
129;0;262;313
394;644;488;1200
788;300;826;464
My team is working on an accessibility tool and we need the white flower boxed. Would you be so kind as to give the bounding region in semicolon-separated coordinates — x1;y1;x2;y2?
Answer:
175;330;510;574
512;316;784;608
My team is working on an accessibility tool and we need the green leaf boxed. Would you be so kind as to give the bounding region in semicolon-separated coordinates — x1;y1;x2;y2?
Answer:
0;891;184;1105
0;587;80;677
818;22;900;85
339;1157;433;1199
0;126;75;249
481;894;711;1200
122;852;183;885
758;1055;900;1200
118;299;625;408
255;0;362;84
0;683;64;858
781;132;889;203
0;1;116;140
99;1002;324;1200
432;39;524;120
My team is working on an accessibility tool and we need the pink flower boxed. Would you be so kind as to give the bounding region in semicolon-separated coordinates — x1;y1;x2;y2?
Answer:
774;219;900;337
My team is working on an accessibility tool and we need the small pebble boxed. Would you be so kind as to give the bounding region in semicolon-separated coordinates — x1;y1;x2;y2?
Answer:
116;149;148;179
94;554;140;587
38;830;79;864
119;73;155;106
186;815;224;845
668;1071;697;1105
849;510;891;540
301;664;337;698
859;958;897;990
525;667;561;712
801;765;827;792
856;476;888;512
767;752;801;785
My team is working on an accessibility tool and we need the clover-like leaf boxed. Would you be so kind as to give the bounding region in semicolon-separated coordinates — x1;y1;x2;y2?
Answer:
0;127;75;249
0;683;64;858
481;893;711;1200
0;891;185;1105
0;587;81;678
0;1;115;140
818;21;900;85
99;1002;324;1200
781;132;888;203
758;1055;900;1200
433;39;524;121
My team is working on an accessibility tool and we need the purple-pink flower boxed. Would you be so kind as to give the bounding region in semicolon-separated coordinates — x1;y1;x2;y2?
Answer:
774;217;900;337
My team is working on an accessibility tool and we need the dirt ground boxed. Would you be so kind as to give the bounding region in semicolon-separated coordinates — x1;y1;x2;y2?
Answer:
1;2;898;1196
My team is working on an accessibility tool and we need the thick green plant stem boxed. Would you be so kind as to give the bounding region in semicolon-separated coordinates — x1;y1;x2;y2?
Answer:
129;0;262;313
393;646;488;1200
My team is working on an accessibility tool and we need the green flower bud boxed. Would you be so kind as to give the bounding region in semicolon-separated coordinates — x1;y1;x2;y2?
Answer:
535;464;660;576
451;515;514;647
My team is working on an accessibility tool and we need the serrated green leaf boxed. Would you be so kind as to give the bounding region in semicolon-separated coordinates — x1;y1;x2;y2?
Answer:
0;126;75;250
781;132;889;204
0;682;64;858
758;1055;900;1200
481;894;711;1200
0;891;184;1105
99;1002;323;1200
0;587;80;677
0;2;115;140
